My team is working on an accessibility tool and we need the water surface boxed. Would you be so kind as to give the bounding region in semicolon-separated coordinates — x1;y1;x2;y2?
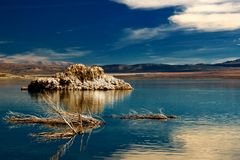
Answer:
0;79;240;160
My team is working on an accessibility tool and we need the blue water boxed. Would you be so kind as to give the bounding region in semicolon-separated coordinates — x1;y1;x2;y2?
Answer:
1;79;240;160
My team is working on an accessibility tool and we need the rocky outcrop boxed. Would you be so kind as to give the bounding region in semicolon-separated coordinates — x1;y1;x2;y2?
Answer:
28;64;133;91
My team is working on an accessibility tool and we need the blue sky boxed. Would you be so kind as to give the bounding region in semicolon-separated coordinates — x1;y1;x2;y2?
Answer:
0;0;240;65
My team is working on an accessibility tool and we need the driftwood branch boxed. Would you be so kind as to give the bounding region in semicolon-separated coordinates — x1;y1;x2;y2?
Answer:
4;90;105;139
4;111;104;139
109;114;177;120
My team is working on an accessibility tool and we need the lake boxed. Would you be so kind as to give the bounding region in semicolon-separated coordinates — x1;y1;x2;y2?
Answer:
0;79;240;160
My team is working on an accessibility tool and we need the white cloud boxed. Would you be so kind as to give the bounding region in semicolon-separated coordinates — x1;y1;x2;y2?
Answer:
0;48;90;64
185;2;240;13
113;0;240;32
170;13;240;31
170;2;240;31
112;0;231;10
112;0;191;9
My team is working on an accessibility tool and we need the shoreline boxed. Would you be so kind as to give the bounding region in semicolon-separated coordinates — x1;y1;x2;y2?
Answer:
111;70;240;80
0;73;53;80
2;69;240;80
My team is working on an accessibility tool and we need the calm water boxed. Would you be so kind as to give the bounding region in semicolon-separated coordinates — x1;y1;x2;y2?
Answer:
1;79;240;160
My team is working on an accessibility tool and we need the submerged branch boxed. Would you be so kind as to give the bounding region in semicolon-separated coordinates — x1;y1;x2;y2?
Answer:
110;113;177;120
31;131;76;139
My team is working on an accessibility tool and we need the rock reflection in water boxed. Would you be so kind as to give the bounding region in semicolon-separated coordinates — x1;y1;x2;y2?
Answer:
29;90;132;114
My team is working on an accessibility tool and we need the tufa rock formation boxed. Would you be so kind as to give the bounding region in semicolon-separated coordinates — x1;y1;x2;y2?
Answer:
28;64;133;91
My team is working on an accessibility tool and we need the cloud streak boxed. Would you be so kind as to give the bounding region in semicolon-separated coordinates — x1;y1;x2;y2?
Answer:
114;25;180;48
0;41;14;44
0;48;90;64
123;25;179;41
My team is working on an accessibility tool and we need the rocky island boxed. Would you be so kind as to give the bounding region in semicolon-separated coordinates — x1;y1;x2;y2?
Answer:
28;64;133;91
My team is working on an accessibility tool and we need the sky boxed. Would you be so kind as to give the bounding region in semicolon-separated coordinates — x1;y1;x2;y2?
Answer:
0;0;240;65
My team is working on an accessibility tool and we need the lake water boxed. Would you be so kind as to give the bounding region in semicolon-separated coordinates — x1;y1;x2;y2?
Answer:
0;79;240;160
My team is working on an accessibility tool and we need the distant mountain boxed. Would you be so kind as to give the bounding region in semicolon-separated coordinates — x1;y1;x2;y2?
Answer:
102;63;219;73
1;59;240;75
102;59;240;73
0;62;72;75
214;59;240;67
